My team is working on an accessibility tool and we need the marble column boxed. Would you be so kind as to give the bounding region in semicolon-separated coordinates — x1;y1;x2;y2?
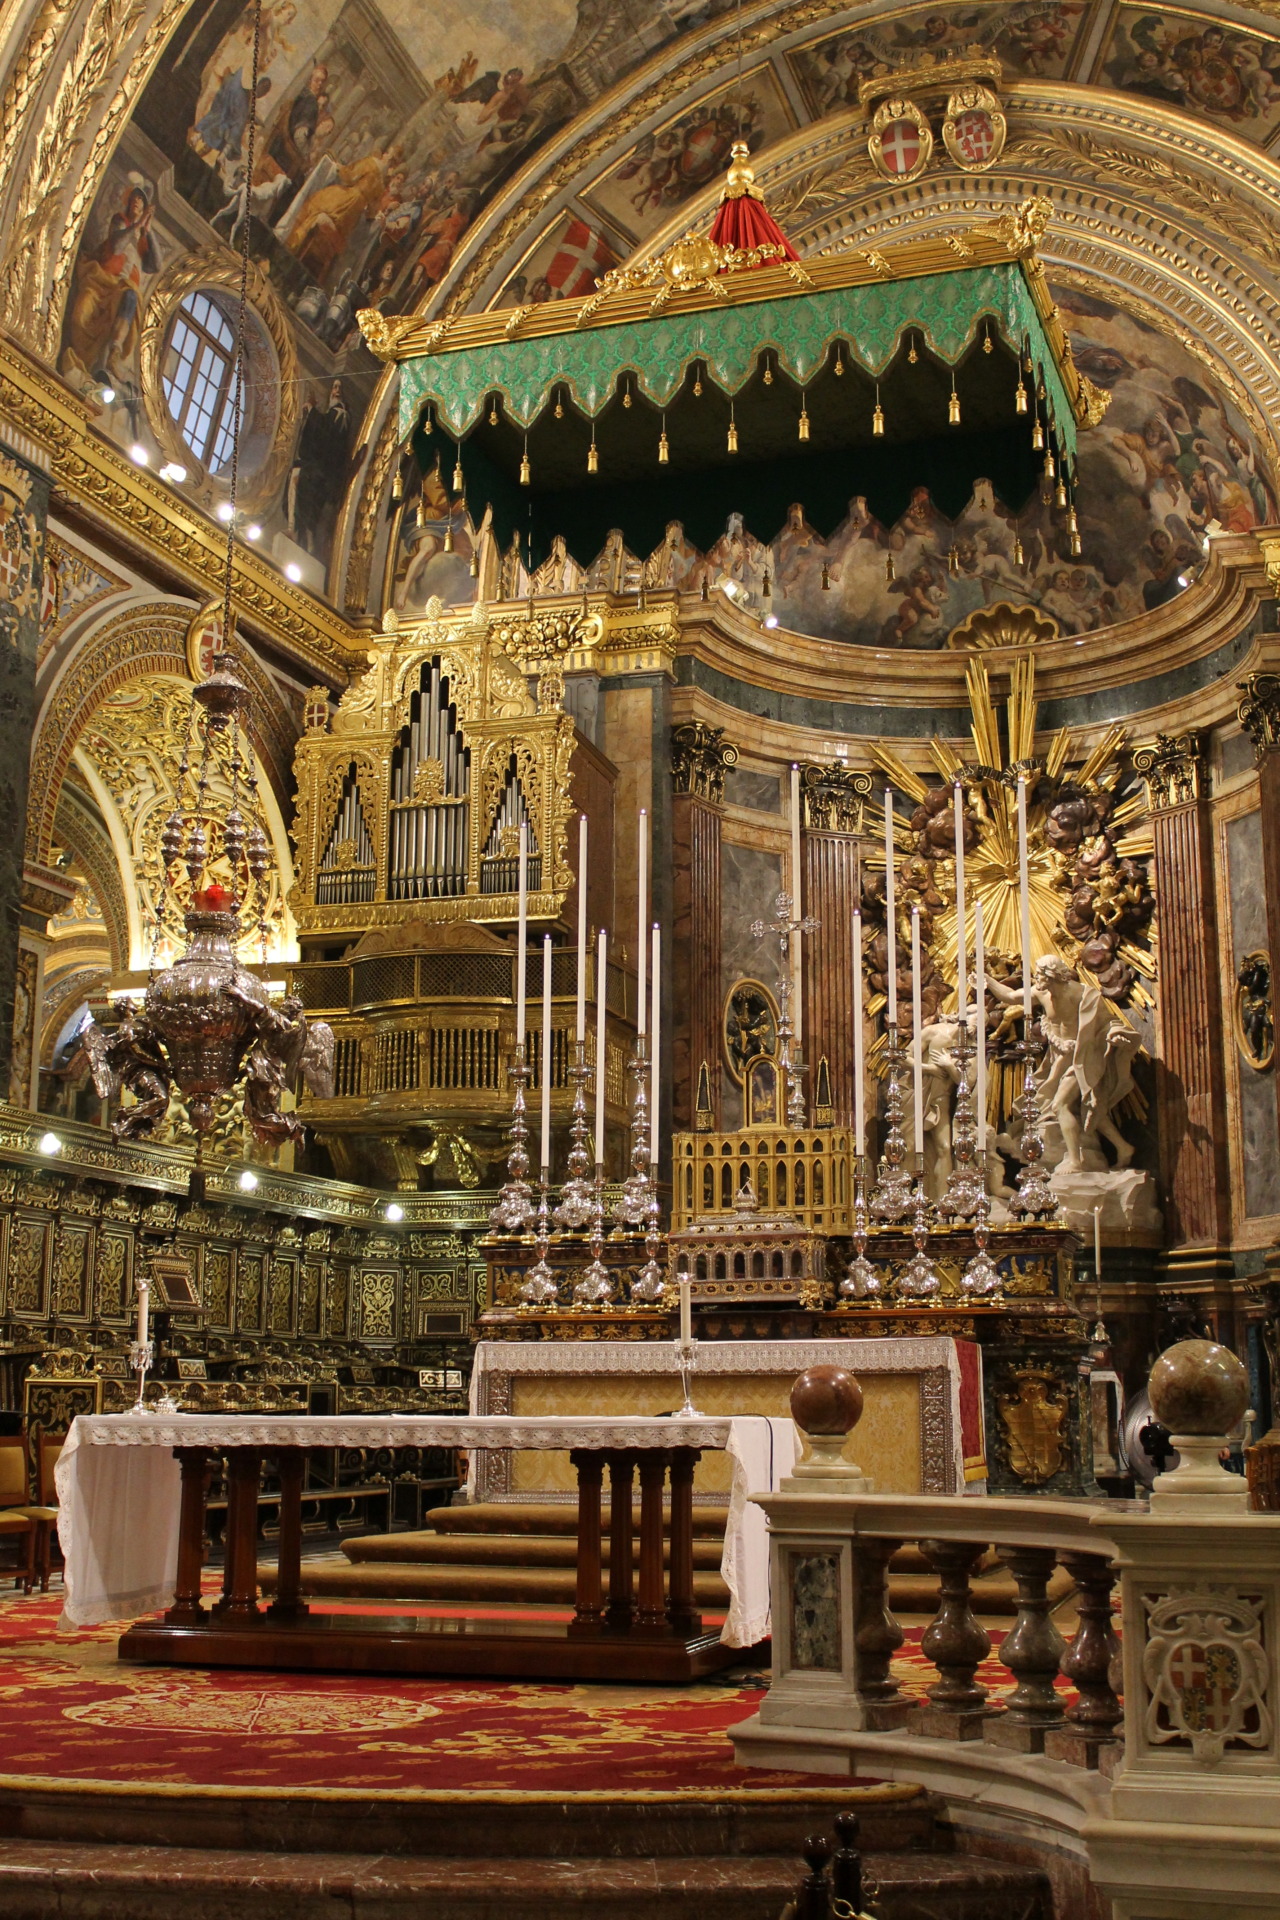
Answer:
671;723;735;1131
11;865;78;1110
799;765;871;1126
1134;732;1231;1275
0;437;51;1101
1237;672;1280;1147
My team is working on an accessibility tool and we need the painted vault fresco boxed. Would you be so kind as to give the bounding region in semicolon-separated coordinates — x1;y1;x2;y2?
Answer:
394;286;1279;648
1103;8;1280;139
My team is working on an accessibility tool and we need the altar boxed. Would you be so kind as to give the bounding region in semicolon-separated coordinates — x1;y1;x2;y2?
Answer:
468;1337;985;1501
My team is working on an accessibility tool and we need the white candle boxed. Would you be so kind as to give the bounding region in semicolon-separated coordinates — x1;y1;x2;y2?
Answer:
790;764;803;1046
1094;1204;1102;1283
953;780;967;1019
649;923;661;1166
516;820;528;1047
539;934;552;1171
136;1276;149;1348
575;813;587;1045
974;899;987;1155
852;908;865;1158
911;906;923;1161
679;1268;692;1346
594;929;607;1169
637;810;648;1036
1016;774;1033;1034
884;788;897;1024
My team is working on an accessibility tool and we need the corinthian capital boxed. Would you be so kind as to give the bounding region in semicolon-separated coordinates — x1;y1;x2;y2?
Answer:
671;723;738;803
1237;673;1280;761
1133;732;1202;811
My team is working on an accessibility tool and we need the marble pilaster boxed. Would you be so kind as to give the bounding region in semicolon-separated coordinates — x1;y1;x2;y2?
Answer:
1134;732;1231;1269
1237;671;1280;1153
671;724;735;1131
0;439;50;1100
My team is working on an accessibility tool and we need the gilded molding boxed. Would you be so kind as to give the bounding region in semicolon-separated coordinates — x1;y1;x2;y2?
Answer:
343;389;400;613
671;721;738;804
1133;733;1203;812
0;337;360;679
799;762;873;834
1237;673;1280;761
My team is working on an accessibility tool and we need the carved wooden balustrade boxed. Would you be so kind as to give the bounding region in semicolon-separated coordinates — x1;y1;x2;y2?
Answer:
733;1489;1280;1920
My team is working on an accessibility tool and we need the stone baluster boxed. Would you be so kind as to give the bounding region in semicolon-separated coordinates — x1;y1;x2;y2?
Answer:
984;1546;1066;1752
1045;1551;1123;1768
854;1536;914;1729
915;1538;992;1739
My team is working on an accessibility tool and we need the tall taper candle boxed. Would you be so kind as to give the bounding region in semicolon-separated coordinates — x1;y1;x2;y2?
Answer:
1094;1203;1102;1287
789;764;803;1044
649;923;661;1166
516;820;528;1045
575;813;587;1044
974;899;987;1155
136;1275;149;1349
852;908;865;1157
679;1267;692;1347
953;779;967;1017
1016;774;1033;1034
911;905;923;1160
637;810;648;1036
885;788;897;1023
594;929;607;1168
539;934;552;1171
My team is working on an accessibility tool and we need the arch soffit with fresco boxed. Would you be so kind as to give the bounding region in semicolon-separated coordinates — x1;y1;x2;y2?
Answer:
26;598;297;866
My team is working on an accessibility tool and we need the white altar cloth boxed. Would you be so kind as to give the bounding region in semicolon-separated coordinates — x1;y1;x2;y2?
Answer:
56;1412;794;1645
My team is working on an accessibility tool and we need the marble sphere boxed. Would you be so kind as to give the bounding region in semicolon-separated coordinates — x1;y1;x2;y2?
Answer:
790;1364;863;1436
1148;1339;1249;1436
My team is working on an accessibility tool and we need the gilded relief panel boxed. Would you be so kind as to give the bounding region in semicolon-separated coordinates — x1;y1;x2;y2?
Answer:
236;1249;265;1331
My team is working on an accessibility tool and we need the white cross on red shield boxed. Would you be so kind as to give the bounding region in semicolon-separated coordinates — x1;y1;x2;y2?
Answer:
879;118;922;176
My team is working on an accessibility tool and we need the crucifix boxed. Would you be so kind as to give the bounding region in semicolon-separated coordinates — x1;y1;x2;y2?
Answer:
750;890;819;1129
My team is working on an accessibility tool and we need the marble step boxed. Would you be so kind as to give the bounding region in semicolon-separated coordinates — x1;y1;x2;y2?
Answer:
0;1839;1050;1919
261;1553;732;1605
424;1501;731;1536
342;1527;726;1569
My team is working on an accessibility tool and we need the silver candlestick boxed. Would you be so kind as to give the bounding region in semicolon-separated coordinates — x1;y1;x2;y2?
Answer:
1010;1036;1058;1219
750;890;818;1130
840;1153;880;1298
896;1157;941;1299
574;1168;613;1305
673;1340;705;1417
961;1188;1002;1298
127;1337;155;1413
870;1023;914;1222
615;1031;652;1229
489;1044;535;1232
519;1177;559;1306
633;1169;665;1301
937;1019;984;1221
553;1040;596;1229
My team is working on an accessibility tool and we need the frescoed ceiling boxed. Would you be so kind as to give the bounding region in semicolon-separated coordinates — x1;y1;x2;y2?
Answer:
1;0;1279;645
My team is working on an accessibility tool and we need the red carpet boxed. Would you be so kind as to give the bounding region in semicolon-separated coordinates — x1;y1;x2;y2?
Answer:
0;1590;1035;1796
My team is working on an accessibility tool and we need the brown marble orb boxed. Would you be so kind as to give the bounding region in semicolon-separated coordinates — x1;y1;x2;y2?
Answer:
1148;1339;1249;1436
790;1364;863;1435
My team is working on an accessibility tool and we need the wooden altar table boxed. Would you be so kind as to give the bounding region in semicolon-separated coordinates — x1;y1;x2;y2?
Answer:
57;1413;788;1683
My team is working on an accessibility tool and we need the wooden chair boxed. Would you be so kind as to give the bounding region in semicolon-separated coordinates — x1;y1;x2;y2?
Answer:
0;1434;57;1593
0;1437;37;1592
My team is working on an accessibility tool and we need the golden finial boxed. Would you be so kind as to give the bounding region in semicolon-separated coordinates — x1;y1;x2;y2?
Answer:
722;141;762;202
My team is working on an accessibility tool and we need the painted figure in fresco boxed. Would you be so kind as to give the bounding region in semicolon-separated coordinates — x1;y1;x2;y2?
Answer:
290;380;357;562
1108;14;1280;128
188;0;296;163
61;176;160;391
258;62;334;221
284;141;405;285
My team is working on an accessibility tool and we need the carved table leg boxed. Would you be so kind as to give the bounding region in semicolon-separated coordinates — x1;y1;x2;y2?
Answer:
915;1538;992;1739
666;1447;702;1639
214;1448;262;1621
635;1451;668;1634
164;1447;209;1625
855;1536;914;1730
984;1545;1066;1752
1045;1552;1123;1769
569;1449;604;1635
606;1452;635;1631
267;1448;309;1621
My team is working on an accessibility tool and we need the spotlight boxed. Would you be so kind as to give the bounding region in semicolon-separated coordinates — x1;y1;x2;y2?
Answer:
764;613;779;628
245;522;262;542
284;562;303;582
129;443;149;465
1176;572;1190;589
99;385;116;405
385;1201;404;1222
238;1168;259;1191
159;462;187;484
216;500;235;523
36;1131;61;1156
